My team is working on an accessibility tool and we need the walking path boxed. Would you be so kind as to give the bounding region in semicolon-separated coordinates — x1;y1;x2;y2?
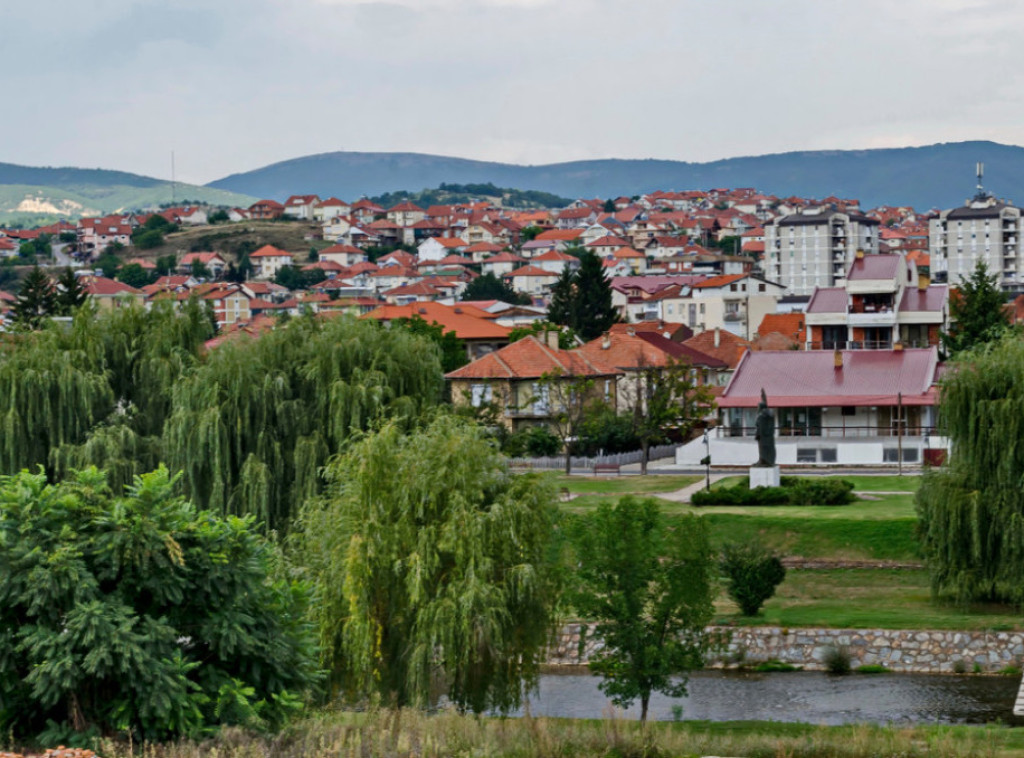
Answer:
659;473;730;503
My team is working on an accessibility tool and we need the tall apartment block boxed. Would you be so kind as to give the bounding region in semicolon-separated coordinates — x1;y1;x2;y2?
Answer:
764;207;880;296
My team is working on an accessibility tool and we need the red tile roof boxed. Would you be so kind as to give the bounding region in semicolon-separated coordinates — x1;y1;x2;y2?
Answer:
683;330;751;368
250;244;292;258
505;265;559;278
363;302;510;340
692;274;747;289
756;313;806;342
578;331;726;370
445;335;618;380
719;348;939;408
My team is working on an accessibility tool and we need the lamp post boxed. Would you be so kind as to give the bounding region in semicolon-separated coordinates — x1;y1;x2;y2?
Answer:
702;429;711;490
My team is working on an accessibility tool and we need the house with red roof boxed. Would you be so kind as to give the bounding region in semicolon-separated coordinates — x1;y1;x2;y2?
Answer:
179;252;227;277
318;243;367;267
0;238;16;258
249;244;293;279
532;249;581;275
676;347;947;467
416;236;466;262
283;195;321;220
387;201;427;228
656;273;785;339
197;283;251;327
313;197;351;223
364;301;512;359
804;253;949;350
248;199;285;220
503;265;560;296
445;334;620;432
82;276;145;310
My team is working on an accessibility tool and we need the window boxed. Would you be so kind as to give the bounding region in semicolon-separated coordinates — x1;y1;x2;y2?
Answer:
531;383;550;415
841;406;856;416
883;447;920;463
819;447;838;463
796;448;817;463
759;283;766;292
470;383;492;407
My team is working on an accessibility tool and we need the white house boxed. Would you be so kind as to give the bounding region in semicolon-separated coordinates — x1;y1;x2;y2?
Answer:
283;195;321;220
417;236;466;262
249;244;294;279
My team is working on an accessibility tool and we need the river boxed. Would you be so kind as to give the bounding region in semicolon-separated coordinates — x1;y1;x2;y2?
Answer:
515;670;1024;725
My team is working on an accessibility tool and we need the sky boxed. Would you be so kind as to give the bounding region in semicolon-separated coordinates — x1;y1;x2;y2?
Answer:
5;0;1024;185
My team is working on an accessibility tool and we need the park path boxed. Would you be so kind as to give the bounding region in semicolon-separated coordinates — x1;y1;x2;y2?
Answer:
658;473;731;503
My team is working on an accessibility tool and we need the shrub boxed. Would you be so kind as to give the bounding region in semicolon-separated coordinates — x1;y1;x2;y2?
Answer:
754;660;801;672
720;542;787;616
690;476;855;506
952;659;968;674
856;664;888;674
823;645;852;675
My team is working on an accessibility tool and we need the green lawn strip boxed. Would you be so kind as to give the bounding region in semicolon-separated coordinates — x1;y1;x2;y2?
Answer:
714;473;921;493
715;569;1024;631
554;473;701;495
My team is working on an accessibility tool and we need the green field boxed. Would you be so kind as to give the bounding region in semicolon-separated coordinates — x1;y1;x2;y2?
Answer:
552;473;1024;629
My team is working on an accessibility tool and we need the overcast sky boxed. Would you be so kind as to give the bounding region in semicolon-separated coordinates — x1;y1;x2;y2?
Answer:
5;0;1024;184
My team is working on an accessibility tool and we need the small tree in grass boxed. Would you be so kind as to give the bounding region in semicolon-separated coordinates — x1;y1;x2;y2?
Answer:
570;496;715;722
720;542;786;616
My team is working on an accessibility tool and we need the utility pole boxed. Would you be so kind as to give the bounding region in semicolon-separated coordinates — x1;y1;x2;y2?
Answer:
897;392;903;477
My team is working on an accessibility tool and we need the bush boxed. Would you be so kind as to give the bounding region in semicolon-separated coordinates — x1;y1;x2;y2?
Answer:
856;664;888;674
823;645;852;675
577;404;639;456
754;660;801;672
720;542;786;616
502;425;561;458
690;476;855;506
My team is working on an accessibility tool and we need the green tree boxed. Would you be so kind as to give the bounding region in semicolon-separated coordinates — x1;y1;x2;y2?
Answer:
54;266;88;315
391;315;468;373
603;198;616;213
274;265;325;290
570;497;715;722
508;320;577;349
155;254;177;277
536;371;599;474
0;466;317;742
191;260;211;279
208;209;230;224
720;542;786;616
296;415;559;713
917;336;1024;604
461;271;530;304
623;359;716;474
133;229;165;250
95;250;121;278
520;225;543;242
547;252;618;341
12;265;55;328
116;262;152;289
941;261;1009;356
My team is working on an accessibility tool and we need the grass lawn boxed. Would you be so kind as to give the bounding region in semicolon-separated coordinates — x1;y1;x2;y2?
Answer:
715;568;1024;631
552;473;700;495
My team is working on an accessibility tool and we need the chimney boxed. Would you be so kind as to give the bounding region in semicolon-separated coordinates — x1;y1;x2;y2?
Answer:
714;327;721;348
834;349;843;370
545;329;560;350
601;332;612;349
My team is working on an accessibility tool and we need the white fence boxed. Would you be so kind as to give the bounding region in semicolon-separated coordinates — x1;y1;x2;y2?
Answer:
509;444;677;471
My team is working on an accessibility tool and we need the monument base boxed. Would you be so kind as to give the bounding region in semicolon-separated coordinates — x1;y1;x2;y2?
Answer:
749;465;781;489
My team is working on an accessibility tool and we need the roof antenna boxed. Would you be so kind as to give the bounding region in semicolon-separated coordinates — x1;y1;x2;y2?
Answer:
974;161;991;202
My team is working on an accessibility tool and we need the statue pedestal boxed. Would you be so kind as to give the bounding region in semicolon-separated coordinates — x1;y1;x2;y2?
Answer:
749;465;781;489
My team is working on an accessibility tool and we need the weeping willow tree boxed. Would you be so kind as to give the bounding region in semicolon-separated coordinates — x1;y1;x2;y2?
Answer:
163;314;444;532
294;413;560;713
917;335;1024;605
0;299;213;492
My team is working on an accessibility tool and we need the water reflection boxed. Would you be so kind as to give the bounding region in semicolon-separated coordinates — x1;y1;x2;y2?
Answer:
515;671;1024;726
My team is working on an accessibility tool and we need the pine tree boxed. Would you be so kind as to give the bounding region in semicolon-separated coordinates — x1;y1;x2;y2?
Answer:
941;260;1009;356
572;250;618;340
12;266;56;328
547;266;576;327
53;266;87;315
461;271;530;305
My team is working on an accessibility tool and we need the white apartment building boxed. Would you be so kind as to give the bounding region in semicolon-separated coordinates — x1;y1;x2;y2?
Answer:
929;195;1023;292
764;207;880;296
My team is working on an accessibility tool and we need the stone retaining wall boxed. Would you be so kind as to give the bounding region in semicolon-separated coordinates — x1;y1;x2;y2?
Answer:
548;623;1024;673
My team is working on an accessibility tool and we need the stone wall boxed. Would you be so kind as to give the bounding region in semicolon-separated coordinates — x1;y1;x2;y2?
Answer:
548;623;1024;673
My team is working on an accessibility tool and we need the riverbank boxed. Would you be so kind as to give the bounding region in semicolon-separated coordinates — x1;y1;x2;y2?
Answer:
549;622;1024;674
80;708;1024;758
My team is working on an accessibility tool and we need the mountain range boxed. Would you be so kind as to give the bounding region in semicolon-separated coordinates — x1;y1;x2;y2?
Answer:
206;141;1024;211
2;140;1022;225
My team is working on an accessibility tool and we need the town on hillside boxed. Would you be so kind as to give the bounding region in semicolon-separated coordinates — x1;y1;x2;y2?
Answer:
0;176;1014;469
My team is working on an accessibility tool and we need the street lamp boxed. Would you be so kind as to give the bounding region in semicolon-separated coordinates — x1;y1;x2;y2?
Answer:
701;429;711;491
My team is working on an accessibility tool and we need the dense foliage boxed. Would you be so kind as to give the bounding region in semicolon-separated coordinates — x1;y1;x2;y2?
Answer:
691;477;855;506
941;260;1009;356
0;467;317;743
719;542;787;616
460;271;531;305
296;415;560;713
0;307;444;532
569;497;714;722
547;250;618;341
917;336;1024;604
369;182;571;210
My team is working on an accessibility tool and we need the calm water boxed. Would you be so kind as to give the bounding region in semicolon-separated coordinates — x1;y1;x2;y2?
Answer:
514;671;1024;726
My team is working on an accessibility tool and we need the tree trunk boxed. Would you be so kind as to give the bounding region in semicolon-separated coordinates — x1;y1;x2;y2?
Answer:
640;693;650;723
565;439;572;475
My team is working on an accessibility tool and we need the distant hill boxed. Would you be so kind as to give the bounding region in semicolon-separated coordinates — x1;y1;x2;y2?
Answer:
206;141;1024;210
368;182;572;210
0;162;255;226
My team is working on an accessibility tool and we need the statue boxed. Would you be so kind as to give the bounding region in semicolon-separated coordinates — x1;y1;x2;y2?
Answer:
754;388;776;467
